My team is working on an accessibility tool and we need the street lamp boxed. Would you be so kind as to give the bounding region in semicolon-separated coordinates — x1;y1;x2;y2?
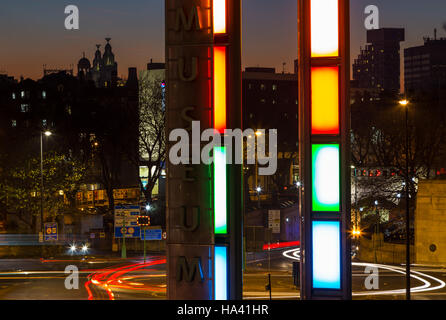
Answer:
400;99;411;300
40;130;52;234
256;186;261;209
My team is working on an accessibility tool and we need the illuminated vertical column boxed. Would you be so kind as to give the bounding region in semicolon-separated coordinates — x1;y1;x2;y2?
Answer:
212;0;230;300
299;0;351;299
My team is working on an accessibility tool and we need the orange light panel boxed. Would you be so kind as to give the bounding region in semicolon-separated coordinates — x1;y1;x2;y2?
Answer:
311;0;339;57
311;66;339;135
214;46;226;132
213;0;226;34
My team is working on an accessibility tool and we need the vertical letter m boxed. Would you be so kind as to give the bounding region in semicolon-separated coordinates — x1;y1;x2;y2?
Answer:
175;6;202;31
176;257;205;282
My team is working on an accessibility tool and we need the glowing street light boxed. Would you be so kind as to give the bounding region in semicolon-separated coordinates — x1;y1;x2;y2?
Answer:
399;99;409;107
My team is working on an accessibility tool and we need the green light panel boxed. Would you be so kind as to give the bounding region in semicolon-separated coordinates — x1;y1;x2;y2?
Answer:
214;146;227;234
312;144;340;212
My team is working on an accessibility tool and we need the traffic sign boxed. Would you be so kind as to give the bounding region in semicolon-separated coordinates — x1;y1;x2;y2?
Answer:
141;229;162;241
44;222;58;241
137;216;150;226
268;210;281;234
114;205;141;238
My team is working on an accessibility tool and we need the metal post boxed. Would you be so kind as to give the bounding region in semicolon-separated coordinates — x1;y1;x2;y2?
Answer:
405;105;411;300
40;132;44;233
227;0;243;300
268;273;272;300
143;226;146;264
257;190;261;209
122;213;126;259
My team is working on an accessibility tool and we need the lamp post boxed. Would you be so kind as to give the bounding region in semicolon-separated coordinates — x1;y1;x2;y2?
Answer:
40;131;52;233
399;99;411;301
374;200;380;263
256;186;261;209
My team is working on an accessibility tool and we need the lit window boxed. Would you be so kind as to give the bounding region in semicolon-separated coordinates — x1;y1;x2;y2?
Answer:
20;104;29;112
42;91;46;99
21;91;25;98
272;84;277;91
260;84;266;90
12;93;16;100
42;119;47;127
11;120;17;127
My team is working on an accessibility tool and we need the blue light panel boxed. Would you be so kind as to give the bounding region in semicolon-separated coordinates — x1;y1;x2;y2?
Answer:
312;221;341;290
215;246;228;300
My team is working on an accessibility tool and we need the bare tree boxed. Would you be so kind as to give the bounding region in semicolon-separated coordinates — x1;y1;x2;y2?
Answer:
136;75;166;203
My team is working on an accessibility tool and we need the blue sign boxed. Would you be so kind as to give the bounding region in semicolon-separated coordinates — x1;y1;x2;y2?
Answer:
140;229;162;241
44;222;58;241
114;205;141;238
115;226;141;239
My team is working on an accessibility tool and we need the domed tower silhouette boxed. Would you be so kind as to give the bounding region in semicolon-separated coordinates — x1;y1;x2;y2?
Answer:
102;38;118;87
77;52;91;81
91;44;103;87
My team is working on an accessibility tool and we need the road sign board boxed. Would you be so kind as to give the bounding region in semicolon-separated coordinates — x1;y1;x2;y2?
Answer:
268;210;281;234
44;222;58;241
141;229;162;241
114;205;141;238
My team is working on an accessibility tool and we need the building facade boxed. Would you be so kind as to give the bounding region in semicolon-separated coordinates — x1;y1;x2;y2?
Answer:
77;38;118;88
353;28;405;94
405;35;446;93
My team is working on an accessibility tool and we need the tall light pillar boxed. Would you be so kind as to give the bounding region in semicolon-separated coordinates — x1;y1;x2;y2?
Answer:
298;0;352;300
165;0;242;300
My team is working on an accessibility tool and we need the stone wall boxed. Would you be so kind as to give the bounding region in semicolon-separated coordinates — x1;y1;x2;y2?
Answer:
358;234;414;265
415;180;446;265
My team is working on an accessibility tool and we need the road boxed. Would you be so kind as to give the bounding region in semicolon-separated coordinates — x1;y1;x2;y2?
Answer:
1;248;446;300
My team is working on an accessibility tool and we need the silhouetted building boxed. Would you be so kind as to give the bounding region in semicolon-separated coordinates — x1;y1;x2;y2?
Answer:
77;52;91;81
78;38;118;88
353;28;405;93
405;33;446;93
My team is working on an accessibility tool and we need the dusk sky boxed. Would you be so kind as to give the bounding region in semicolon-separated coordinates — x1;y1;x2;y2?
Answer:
0;0;445;80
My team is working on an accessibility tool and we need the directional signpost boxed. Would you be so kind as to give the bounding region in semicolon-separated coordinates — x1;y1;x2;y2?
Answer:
137;215;151;263
114;205;141;259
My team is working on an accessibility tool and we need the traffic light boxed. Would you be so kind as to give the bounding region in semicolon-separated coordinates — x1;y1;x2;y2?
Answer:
137;216;150;227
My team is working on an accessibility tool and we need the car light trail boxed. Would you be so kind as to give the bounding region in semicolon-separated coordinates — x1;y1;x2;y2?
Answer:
282;248;446;296
85;258;166;300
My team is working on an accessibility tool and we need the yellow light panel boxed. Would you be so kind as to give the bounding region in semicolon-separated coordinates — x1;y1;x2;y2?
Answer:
311;0;339;57
213;0;226;34
311;66;339;135
214;46;226;133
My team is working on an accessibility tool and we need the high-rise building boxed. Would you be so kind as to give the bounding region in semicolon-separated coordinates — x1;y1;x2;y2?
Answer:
404;33;446;93
242;67;298;192
352;28;405;93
